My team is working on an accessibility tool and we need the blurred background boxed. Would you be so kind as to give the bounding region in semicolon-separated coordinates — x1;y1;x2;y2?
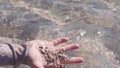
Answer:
0;0;120;68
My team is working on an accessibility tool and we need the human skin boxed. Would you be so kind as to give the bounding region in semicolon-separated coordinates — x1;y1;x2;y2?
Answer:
22;37;84;68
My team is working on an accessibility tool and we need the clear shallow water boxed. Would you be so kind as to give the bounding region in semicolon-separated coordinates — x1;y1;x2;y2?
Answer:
0;0;120;68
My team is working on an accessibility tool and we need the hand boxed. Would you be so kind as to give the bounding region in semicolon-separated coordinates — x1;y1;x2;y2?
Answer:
22;37;84;68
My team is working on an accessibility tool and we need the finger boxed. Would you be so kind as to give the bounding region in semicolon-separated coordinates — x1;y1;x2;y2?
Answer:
58;44;80;52
60;57;84;64
52;37;69;46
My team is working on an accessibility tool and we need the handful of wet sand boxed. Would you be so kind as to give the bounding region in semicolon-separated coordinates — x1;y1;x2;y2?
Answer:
39;46;70;68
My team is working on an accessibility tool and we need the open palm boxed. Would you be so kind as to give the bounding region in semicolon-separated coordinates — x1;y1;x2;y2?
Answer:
23;37;84;68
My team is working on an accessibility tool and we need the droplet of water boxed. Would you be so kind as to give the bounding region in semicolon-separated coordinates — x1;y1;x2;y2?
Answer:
98;31;104;36
80;30;86;37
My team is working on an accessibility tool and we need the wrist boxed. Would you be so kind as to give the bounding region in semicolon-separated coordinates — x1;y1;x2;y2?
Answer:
8;43;30;66
20;43;32;65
